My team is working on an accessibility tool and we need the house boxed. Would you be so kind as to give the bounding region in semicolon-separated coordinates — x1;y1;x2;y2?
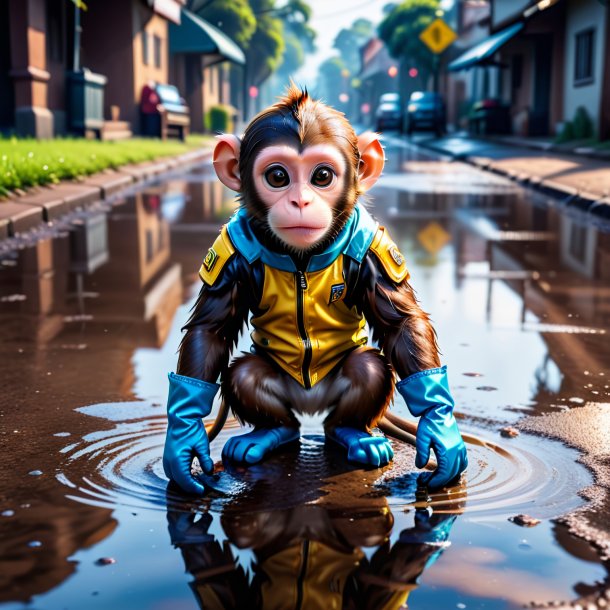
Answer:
169;8;245;133
358;38;399;128
447;0;610;138
1;0;186;138
0;0;244;139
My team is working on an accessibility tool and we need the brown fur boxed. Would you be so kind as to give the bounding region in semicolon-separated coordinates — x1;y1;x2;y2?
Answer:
238;83;362;252
223;348;393;431
323;348;395;431
367;279;441;377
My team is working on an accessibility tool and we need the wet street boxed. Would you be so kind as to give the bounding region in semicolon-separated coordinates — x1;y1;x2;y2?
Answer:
1;137;609;609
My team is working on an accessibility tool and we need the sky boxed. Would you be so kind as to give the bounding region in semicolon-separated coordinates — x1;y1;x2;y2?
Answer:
295;0;456;87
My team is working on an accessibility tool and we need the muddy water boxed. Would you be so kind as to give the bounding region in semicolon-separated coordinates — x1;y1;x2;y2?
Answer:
0;141;609;609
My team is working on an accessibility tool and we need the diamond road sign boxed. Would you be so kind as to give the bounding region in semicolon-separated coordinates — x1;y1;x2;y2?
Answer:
419;18;458;54
417;221;451;255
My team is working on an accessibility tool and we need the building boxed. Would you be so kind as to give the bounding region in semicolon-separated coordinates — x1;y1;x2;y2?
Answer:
358;38;399;128
447;0;610;139
0;0;243;139
443;0;492;130
169;9;244;133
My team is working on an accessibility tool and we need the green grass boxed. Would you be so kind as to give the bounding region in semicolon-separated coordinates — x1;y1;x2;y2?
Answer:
0;134;214;197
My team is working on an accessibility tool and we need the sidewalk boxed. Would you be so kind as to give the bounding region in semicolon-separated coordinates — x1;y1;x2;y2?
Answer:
416;134;610;217
0;147;213;241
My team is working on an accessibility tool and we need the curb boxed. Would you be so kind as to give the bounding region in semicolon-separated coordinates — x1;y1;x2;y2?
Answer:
417;140;610;219
0;148;213;242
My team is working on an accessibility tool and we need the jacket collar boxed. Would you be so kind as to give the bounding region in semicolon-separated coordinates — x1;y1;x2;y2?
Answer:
226;204;378;273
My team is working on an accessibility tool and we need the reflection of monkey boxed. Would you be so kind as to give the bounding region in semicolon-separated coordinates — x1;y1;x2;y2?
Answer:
163;84;467;496
167;500;457;610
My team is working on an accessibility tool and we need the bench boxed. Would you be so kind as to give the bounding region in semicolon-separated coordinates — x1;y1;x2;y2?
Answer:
141;83;190;141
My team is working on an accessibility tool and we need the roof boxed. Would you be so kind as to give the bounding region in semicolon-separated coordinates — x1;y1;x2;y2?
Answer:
447;21;524;72
169;9;245;66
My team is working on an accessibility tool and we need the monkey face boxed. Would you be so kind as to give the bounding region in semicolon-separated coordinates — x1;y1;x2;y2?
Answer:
252;144;347;251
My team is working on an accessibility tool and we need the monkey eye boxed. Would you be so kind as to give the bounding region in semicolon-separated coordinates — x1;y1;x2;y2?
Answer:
264;165;290;188
311;165;335;188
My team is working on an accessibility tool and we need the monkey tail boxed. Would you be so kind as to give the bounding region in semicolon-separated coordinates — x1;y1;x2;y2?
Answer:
378;411;418;446
204;399;230;443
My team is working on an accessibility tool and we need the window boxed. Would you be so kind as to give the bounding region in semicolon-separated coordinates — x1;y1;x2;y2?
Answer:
574;28;595;86
569;223;587;263
142;31;149;66
46;0;64;63
154;35;162;69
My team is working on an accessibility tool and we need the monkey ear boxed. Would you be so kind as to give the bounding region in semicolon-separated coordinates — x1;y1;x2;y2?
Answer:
357;132;385;192
213;134;242;192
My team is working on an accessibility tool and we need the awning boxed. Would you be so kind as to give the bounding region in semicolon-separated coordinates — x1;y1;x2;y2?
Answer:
448;22;524;72
169;9;245;66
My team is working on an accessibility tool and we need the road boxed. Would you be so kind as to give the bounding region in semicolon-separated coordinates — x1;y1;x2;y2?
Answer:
0;136;609;609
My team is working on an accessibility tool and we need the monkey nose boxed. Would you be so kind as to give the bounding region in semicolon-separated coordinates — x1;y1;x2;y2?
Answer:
291;185;314;208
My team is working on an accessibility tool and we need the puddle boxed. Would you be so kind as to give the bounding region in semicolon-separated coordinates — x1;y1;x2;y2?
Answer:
1;142;610;609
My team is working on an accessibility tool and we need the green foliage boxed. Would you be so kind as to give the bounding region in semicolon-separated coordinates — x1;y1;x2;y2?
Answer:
204;104;235;133
572;106;594;140
378;0;440;76
0;136;212;197
246;0;285;86
555;121;575;143
317;56;348;107
333;18;374;68
282;0;316;53
277;33;306;78
276;0;316;78
555;107;595;143
191;0;256;50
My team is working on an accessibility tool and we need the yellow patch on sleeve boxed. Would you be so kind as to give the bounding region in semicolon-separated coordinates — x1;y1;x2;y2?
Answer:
369;227;410;283
198;226;236;286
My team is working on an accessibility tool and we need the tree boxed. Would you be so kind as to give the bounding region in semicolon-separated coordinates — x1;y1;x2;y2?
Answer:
378;0;440;89
247;0;285;87
276;0;316;80
317;56;347;108
189;0;256;50
333;18;373;71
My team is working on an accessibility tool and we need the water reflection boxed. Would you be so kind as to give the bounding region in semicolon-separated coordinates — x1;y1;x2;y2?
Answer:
168;441;458;610
0;152;609;608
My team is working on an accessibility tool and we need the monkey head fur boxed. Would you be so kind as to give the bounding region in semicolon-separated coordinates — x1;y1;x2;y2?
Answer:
213;84;385;257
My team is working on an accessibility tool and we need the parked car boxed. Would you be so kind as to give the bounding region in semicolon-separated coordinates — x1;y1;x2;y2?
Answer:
405;91;446;135
375;93;403;132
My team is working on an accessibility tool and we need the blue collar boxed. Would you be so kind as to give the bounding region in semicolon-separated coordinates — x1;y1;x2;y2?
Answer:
226;204;378;272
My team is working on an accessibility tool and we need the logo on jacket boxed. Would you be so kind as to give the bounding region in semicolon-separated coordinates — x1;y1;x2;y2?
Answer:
329;283;346;304
203;247;218;271
389;246;405;266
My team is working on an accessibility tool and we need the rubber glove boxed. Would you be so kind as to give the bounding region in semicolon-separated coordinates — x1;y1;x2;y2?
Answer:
163;372;218;495
396;366;467;489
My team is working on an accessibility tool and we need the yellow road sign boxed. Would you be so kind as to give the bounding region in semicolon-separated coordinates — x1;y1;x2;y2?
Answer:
417;221;451;255
419;18;458;54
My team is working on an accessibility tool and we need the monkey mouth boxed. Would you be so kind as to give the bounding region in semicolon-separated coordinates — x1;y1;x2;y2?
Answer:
278;225;327;232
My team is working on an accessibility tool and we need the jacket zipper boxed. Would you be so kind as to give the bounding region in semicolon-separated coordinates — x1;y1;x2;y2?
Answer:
295;270;312;389
295;539;310;610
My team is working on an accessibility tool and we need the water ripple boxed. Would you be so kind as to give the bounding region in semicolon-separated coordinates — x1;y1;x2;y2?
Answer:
57;401;591;520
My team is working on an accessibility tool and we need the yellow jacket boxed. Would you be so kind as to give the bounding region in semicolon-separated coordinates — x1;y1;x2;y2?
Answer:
199;205;409;388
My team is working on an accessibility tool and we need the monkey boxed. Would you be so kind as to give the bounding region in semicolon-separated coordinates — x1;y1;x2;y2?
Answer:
162;83;468;496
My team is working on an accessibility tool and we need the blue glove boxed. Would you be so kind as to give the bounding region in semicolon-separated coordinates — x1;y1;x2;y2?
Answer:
396;366;467;489
163;372;218;495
